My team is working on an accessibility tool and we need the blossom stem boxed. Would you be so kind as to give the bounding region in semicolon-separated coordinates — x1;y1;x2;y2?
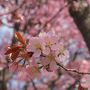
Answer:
31;80;37;90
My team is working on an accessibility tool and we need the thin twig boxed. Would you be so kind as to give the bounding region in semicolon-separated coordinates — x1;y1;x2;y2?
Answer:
44;4;68;28
46;4;68;24
57;62;90;75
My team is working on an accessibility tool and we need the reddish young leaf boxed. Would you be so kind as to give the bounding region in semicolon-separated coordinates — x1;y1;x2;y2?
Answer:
5;45;21;55
11;49;20;61
12;12;24;22
20;52;33;60
5;48;13;55
15;32;26;45
12;13;18;20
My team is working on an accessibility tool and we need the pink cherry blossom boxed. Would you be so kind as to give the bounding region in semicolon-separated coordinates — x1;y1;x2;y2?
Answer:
27;37;44;57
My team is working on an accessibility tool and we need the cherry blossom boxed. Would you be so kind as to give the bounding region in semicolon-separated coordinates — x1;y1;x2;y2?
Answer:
0;0;90;90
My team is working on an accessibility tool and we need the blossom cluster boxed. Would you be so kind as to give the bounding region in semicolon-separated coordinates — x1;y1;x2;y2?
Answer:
5;31;69;79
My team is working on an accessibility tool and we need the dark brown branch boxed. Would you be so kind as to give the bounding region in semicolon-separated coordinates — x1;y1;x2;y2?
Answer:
57;62;90;75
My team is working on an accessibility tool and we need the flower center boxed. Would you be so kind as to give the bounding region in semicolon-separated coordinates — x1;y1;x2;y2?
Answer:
47;54;55;61
34;43;41;49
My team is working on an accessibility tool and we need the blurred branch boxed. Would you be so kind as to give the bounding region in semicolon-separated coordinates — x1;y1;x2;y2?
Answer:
68;0;90;51
46;4;68;25
0;0;25;16
36;4;68;35
67;78;80;90
43;4;68;29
